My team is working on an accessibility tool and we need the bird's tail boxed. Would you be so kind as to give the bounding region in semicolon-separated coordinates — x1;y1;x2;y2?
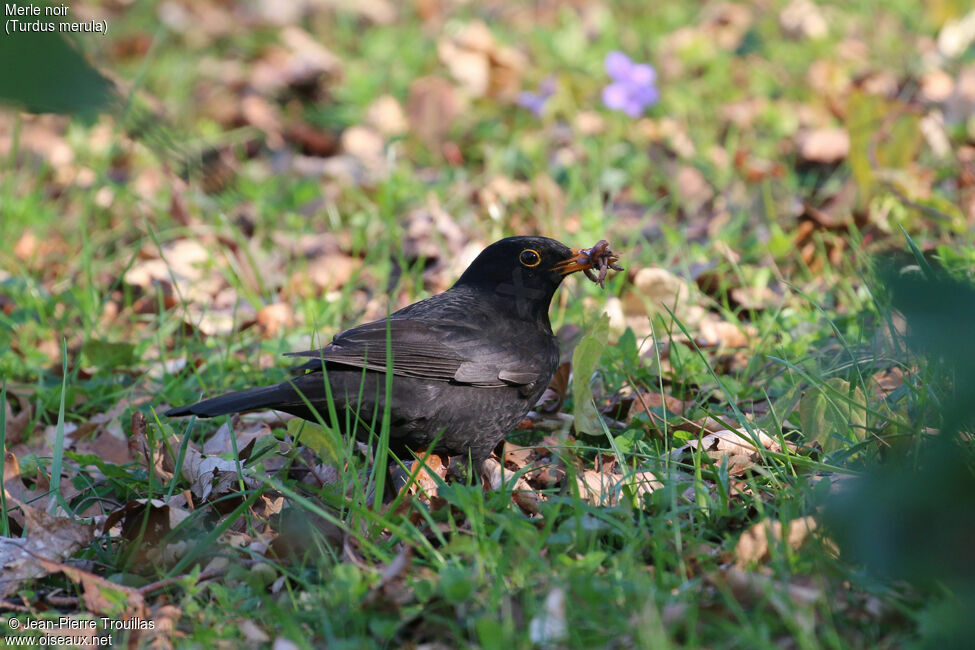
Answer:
165;384;291;418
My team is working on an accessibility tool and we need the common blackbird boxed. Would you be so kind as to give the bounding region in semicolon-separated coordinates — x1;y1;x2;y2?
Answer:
166;236;621;463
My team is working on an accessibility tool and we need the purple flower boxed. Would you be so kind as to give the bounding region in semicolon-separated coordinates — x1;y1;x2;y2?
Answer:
602;51;658;117
517;76;557;117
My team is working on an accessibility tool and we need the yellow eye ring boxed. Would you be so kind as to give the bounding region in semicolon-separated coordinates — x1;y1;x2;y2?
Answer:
519;249;541;268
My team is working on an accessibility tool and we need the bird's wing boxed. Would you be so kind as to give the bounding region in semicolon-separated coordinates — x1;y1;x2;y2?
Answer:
285;318;545;387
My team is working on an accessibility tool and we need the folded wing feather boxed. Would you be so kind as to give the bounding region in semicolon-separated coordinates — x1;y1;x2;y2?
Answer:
286;318;541;387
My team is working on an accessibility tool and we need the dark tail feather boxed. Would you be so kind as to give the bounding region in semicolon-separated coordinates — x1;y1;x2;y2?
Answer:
165;384;291;418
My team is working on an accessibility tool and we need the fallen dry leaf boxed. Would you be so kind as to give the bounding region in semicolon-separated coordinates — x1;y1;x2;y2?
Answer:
255;303;295;338
480;456;504;491
708;567;822;634
407;76;463;148
37;556;146;618
735;516;818;568
143;604;182;649
624;266;706;328
2;392;31;445
202;418;271;456
131;411;175;483
402;196;467;266
125;238;225;306
675;165;714;212
179;440;260;502
919;69;954;104
697;317;755;349
365;94;408;137
103;498;193;567
672;426;790;476
437;21;525;101
404;454;447;502
576;468;620;506
779;0;828;40
0;496;97;599
238;619;270;644
534;362;571;414
797;127;850;164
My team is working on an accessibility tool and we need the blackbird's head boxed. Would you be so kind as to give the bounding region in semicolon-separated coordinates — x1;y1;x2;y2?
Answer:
455;236;608;326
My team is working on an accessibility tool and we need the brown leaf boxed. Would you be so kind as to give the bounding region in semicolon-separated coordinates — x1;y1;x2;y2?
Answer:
0;497;97;599
37;557;146;617
3;451;27;507
675;165;714;212
318;0;396;24
534;361;571;413
402;196;468;268
869;366;905;401
502;442;534;470
407;76;463;148
480;456;504;491
130;411;175;482
284;122;340;157
342;125;386;166
631;471;664;498
405;454;447;502
365;94;409;137
255;303;295;338
797;127;850;164
2;392;31;445
919;68;954;104
779;0;828;40
437;21;525;101
202;418;271;456
708;567;822;634
124;238;224;306
735;516;818;568
144;604;182;649
672;427;786;476
251;26;342;96
627;390;691;419
511;475;543;516
697;317;754;348
74;429;136;468
238;619;270;644
103;498;192;556
576;468;620;506
734;149;786;182
573;111;606;136
285;253;361;298
624;266;706;328
180;440;260;503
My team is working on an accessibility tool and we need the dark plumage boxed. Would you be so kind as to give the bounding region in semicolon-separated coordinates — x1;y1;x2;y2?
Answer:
165;236;620;463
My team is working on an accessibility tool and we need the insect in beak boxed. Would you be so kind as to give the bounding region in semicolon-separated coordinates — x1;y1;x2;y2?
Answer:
553;240;624;288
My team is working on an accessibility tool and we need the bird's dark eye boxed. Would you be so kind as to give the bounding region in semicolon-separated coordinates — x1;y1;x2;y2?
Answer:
519;249;541;268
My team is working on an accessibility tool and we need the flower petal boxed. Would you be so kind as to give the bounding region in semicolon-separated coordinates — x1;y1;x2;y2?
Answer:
538;76;558;96
602;83;630;111
604;51;633;81
623;99;645;117
628;63;657;87
517;91;546;116
632;85;660;108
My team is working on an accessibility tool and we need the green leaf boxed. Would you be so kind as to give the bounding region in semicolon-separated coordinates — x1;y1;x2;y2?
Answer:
572;313;610;435
0;3;115;116
846;90;922;209
287;419;343;466
798;378;867;452
82;339;136;368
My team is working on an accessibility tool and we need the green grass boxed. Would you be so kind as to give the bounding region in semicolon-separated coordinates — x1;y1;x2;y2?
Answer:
1;0;974;647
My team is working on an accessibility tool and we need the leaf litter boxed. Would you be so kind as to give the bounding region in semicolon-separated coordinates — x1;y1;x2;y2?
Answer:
0;0;961;645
